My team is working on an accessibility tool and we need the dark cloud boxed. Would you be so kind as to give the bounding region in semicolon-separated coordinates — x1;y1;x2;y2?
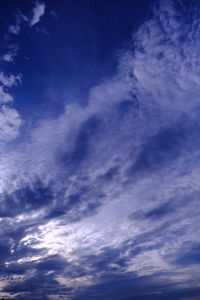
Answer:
130;200;175;222
144;202;175;220
35;255;68;273
128;117;189;177
130;191;200;223
98;165;119;182
174;242;200;266
127;115;200;178
117;98;139;116
46;184;104;222
0;180;53;217
73;272;200;300
4;256;70;299
80;246;127;272
60;115;101;168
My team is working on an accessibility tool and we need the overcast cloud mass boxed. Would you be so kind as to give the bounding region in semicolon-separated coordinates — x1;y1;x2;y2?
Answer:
0;0;200;299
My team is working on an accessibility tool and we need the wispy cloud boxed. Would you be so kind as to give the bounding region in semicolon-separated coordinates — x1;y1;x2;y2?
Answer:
0;72;22;142
0;2;46;145
30;1;46;27
2;53;15;63
0;44;19;63
1;0;200;298
9;23;21;35
0;72;21;87
8;1;46;36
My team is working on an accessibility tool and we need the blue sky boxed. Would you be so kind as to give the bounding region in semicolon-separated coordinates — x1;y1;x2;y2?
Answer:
0;0;200;299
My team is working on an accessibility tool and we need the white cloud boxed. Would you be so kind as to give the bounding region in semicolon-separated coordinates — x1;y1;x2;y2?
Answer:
9;24;21;35
1;0;200;295
0;105;22;143
0;72;21;87
2;53;14;63
132;0;200;113
56;274;95;288
30;2;46;27
0;72;22;143
1;45;19;63
8;1;45;37
0;86;13;104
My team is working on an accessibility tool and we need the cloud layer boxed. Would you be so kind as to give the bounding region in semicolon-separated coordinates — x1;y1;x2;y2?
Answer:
0;0;200;299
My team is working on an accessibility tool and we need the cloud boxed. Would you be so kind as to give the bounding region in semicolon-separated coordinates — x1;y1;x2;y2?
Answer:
0;72;22;143
0;72;21;88
8;1;45;36
0;72;20;105
0;105;22;142
0;4;45;146
0;3;46;145
30;2;46;27
0;86;13;104
132;0;200;113
2;53;15;63
8;11;27;35
9;24;21;35
1;0;200;298
1;45;19;63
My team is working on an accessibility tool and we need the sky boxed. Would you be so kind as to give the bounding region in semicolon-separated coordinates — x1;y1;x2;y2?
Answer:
0;0;200;299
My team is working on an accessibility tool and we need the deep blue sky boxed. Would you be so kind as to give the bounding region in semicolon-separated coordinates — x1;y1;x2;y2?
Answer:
1;0;153;118
0;0;200;299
